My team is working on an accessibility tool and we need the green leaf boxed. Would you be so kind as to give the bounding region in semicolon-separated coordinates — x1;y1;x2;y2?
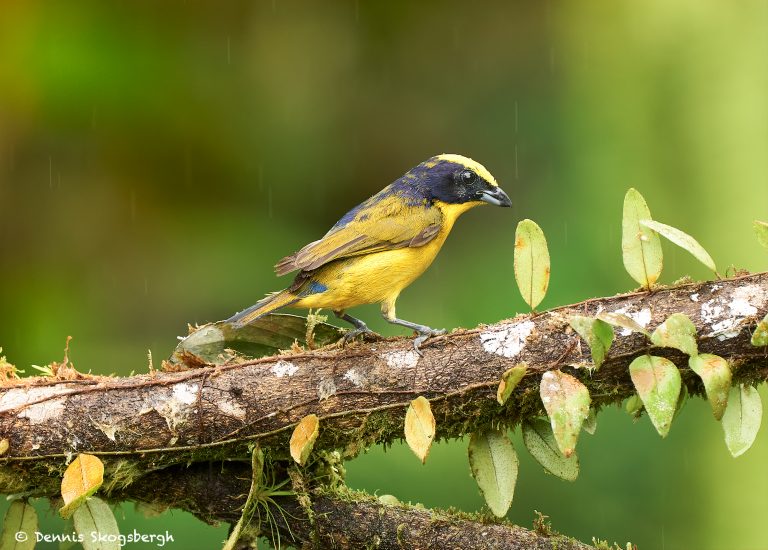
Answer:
754;220;768;249
59;518;78;550
468;429;519;517
688;354;732;420
404;396;436;464
640;219;718;274
0;500;38;550
539;370;591;457
596;312;651;337
497;364;527;405
569;315;614;369
169;314;344;367
583;408;597;435
514;219;550;310
629;355;681;437
522;419;579;481
651;313;698;357
625;394;644;420
72;497;120;550
621;188;663;289
752;313;768;347
722;384;762;458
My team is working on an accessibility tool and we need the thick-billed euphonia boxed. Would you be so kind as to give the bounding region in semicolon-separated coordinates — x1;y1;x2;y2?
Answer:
228;154;511;351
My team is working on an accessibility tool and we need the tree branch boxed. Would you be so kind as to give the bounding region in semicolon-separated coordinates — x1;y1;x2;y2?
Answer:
2;273;766;465
1;272;766;548
117;462;594;550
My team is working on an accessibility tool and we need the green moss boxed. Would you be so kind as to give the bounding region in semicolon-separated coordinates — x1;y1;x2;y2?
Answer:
102;459;146;494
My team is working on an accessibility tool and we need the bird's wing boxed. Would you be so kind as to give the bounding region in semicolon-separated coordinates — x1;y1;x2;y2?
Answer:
275;197;443;275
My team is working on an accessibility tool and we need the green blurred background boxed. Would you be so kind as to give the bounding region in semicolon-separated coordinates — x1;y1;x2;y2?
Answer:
1;1;767;548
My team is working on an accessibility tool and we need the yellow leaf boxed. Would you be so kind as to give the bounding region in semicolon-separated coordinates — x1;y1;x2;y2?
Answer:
290;414;319;466
404;396;435;464
60;453;104;519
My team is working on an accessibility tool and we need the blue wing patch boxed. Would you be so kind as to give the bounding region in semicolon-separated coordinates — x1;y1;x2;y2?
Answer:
299;281;328;296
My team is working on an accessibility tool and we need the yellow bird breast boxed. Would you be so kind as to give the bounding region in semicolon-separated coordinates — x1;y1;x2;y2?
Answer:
293;228;450;311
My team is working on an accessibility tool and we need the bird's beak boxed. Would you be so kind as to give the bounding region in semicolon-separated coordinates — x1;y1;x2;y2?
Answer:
479;187;512;207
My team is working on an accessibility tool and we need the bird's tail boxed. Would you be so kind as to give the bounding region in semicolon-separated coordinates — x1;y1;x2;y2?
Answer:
227;290;301;327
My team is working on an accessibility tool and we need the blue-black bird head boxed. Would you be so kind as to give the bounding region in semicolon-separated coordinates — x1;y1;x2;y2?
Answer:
402;154;512;208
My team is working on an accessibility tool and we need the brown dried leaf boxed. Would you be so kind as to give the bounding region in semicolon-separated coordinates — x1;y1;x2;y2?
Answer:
290;414;319;466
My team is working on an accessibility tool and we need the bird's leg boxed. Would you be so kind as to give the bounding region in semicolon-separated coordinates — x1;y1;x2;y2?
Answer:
335;310;379;344
381;300;445;355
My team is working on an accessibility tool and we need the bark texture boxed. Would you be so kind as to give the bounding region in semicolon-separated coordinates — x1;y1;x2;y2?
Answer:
1;273;766;549
119;462;594;550
1;273;766;465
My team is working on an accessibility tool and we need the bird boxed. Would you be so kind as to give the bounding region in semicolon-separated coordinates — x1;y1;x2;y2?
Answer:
227;154;512;352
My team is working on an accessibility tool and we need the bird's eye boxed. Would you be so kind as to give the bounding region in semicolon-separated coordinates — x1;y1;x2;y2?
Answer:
460;170;476;184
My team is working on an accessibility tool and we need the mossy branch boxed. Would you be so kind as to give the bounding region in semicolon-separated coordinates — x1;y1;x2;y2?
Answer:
1;272;766;548
2;272;766;465
0;455;593;549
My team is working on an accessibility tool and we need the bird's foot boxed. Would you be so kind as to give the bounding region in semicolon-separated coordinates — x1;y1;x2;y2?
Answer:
412;328;446;355
341;326;380;346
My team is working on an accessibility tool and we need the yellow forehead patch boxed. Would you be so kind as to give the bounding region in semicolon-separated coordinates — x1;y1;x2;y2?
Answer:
435;154;499;187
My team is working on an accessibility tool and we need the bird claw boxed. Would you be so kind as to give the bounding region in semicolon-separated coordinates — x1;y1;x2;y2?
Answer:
412;328;446;355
